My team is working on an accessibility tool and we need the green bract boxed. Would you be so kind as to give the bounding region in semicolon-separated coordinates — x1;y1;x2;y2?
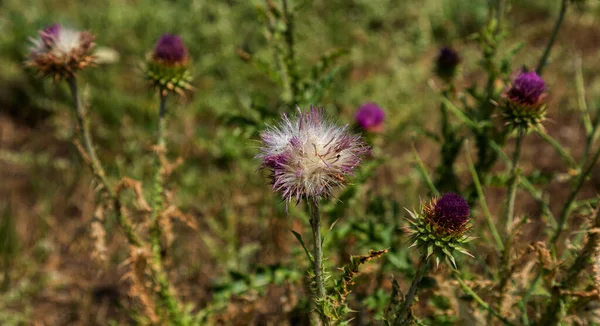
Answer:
405;200;474;268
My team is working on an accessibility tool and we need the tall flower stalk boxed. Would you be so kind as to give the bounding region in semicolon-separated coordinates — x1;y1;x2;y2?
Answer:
258;106;369;323
144;33;193;325
308;198;326;304
497;70;547;313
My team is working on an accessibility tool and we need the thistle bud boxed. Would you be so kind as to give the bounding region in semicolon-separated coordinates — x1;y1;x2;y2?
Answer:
26;24;96;80
406;193;473;268
355;103;385;133
435;47;461;82
502;71;547;130
258;106;370;206
144;34;193;96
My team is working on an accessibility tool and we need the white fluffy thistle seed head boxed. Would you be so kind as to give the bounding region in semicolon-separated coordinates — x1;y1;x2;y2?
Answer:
258;106;370;204
26;24;96;80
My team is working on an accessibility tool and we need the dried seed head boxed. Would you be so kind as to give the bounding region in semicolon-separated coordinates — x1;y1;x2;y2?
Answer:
144;34;193;96
26;24;96;79
258;106;370;205
355;103;385;132
502;71;547;130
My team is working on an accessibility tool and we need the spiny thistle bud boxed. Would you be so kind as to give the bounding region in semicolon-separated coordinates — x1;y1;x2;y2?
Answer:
258;106;370;206
406;193;473;268
355;103;385;133
26;24;96;80
435;47;461;82
144;34;193;96
501;71;547;130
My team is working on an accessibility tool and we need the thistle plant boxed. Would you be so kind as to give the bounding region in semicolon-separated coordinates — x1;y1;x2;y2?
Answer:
392;193;473;324
501;71;547;132
258;106;370;323
26;26;189;325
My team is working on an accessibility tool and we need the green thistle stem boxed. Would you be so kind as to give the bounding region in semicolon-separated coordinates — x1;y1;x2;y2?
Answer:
503;128;524;233
150;93;167;261
496;128;524;315
536;0;568;75
66;76;142;247
308;198;328;324
148;94;185;325
397;253;430;325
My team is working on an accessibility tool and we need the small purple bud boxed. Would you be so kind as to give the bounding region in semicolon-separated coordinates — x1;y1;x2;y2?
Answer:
433;193;470;230
436;47;461;81
507;71;546;106
153;34;188;64
355;103;385;132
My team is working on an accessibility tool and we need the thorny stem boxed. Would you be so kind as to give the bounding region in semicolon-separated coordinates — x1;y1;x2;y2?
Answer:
454;271;515;326
536;0;568;75
308;198;328;324
66;76;142;247
148;94;185;325
538;205;600;326
397;253;430;325
150;93;168;263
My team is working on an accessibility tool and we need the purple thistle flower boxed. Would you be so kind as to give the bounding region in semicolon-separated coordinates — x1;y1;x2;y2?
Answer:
355;103;385;132
153;34;188;65
258;106;370;204
507;71;546;106
435;46;461;81
431;193;470;232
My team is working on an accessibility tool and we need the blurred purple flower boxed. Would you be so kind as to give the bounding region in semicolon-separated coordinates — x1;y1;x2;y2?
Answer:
355;103;385;132
153;34;188;65
435;46;461;81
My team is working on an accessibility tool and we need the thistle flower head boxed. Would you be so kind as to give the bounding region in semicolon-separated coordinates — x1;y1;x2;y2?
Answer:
435;46;461;82
507;71;546;105
258;106;370;205
432;192;470;232
406;193;473;268
26;24;96;79
502;71;547;130
355;103;385;132
144;34;193;96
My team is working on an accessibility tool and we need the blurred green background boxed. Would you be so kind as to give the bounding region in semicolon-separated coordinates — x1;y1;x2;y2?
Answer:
1;0;600;324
